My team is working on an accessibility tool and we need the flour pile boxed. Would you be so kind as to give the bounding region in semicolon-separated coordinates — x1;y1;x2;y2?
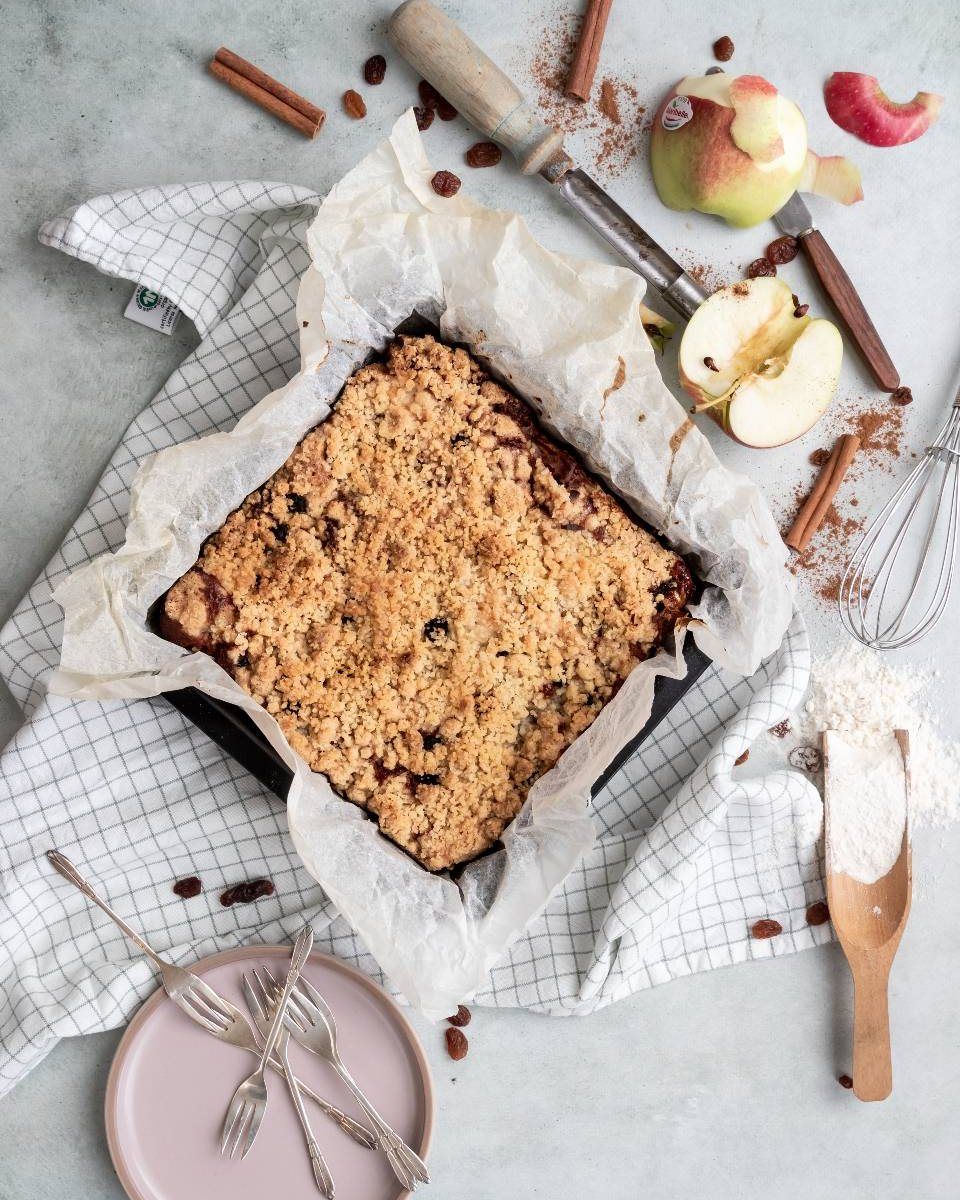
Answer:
823;731;907;882
798;643;960;829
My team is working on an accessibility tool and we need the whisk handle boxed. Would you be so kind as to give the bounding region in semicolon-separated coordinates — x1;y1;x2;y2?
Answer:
800;230;900;392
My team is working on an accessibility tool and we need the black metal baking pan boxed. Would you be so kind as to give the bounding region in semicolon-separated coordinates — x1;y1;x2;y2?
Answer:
148;312;713;857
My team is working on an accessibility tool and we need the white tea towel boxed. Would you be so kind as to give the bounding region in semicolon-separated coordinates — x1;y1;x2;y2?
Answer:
0;181;826;1097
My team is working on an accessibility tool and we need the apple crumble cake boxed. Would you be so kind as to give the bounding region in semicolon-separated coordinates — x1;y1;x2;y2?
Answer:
160;336;693;870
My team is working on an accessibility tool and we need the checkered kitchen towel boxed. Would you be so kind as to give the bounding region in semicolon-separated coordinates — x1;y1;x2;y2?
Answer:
0;182;827;1097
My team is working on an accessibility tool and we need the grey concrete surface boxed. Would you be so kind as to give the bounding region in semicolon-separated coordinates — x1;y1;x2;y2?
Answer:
1;1;959;1197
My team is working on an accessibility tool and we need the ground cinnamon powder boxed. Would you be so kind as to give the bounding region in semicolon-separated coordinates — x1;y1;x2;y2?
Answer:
788;401;906;604
528;12;646;180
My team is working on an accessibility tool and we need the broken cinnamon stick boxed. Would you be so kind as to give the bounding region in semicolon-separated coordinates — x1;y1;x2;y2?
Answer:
209;48;324;138
565;0;613;101
785;434;861;553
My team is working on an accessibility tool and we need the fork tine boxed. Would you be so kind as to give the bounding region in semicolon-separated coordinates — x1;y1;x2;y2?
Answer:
188;972;235;1019
182;989;231;1029
297;976;328;1012
241;974;266;1022
220;1093;245;1156
172;998;224;1037
251;966;276;1010
229;1106;250;1160
239;1104;263;1160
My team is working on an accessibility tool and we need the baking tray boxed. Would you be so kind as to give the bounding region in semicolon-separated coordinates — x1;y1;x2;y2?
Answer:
148;313;713;862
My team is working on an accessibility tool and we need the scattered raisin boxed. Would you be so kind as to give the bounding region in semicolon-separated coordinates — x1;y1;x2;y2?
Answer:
430;170;461;197
447;1005;471;1027
892;386;913;405
767;235;799;265
734;749;749;766
713;35;735;61
343;89;366;119
838;1074;854;1089
423;616;449;641
747;258;776;278
705;66;725;75
445;1027;468;1060
418;80;441;108
220;878;275;907
789;745;823;773
768;719;791;739
363;54;386;85
411;773;441;786
794;303;809;318
287;493;308;514
465;141;502;168
413;104;435;131
172;876;202;899
703;356;720;373
495;649;509;657
751;918;783;939
806;900;830;926
271;522;289;543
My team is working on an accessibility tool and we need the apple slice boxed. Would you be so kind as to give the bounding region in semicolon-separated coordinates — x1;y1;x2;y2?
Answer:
679;277;842;448
824;72;943;147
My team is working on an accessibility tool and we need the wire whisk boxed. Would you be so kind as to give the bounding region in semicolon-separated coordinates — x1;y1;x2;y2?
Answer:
839;384;960;650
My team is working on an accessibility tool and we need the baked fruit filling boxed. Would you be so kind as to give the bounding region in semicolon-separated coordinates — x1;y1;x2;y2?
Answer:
160;336;692;870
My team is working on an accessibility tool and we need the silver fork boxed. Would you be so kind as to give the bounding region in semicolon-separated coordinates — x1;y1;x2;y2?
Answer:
261;966;430;1190
243;970;335;1196
220;926;313;1159
45;851;376;1149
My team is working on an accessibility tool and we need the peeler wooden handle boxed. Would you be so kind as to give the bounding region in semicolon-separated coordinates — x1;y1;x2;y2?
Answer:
800;229;900;392
389;0;568;175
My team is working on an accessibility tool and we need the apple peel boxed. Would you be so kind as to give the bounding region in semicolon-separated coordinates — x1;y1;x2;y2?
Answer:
798;150;863;205
729;75;785;164
824;72;943;147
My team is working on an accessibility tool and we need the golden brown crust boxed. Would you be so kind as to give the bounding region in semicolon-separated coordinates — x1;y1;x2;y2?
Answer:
161;336;691;870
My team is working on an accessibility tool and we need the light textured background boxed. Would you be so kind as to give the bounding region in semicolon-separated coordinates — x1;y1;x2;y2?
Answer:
1;1;959;1197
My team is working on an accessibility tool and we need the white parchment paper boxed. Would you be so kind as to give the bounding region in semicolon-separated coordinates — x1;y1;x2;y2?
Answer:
50;113;794;1017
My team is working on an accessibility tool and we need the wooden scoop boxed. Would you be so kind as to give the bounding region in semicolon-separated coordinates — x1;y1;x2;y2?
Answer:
823;729;912;1102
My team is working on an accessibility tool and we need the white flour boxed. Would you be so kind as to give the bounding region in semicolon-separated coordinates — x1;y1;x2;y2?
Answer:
823;731;907;882
797;643;960;830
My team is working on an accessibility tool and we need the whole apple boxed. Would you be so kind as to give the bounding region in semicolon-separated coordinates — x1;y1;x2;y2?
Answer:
651;73;862;227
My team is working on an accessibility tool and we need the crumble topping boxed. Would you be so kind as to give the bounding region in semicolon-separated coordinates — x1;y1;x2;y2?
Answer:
161;336;691;870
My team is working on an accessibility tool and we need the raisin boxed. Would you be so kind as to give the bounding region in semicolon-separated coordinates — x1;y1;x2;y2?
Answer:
172;875;202;899
892;386;913;405
789;745;823;773
288;493;308;513
412;773;441;786
703;356;720;372
430;170;461;197
447;1005;471;1027
734;749;749;766
806;900;830;926
220;878;275;907
705;66;725;75
713;35;735;61
418;81;457;120
423;616;449;641
751;918;783;939
363;54;386;85
414;105;435;131
271;522;289;543
465;141;502;168
343;89;367;119
793;303;809;318
768;719;791;739
838;1074;854;1089
766;235;799;265
450;431;471;446
495;649;509;657
237;651;251;668
445;1027;468;1060
747;257;776;278
421;731;443;751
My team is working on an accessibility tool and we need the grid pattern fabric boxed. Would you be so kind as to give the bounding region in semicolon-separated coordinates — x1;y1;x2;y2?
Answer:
0;183;826;1097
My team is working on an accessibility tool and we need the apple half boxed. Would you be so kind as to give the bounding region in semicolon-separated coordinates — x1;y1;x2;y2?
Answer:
679;278;843;448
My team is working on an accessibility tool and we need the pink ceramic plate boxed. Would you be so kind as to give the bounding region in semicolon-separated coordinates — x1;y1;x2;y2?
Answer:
105;945;434;1200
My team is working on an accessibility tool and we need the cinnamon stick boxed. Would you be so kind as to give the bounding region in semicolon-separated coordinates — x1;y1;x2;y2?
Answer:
209;48;324;139
565;0;614;101
785;434;861;553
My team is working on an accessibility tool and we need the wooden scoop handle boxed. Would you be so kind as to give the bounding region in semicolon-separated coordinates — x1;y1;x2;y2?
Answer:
800;229;900;392
851;953;893;1101
388;0;567;174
